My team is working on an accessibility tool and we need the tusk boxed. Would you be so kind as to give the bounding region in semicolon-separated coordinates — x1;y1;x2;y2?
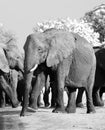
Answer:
30;64;38;72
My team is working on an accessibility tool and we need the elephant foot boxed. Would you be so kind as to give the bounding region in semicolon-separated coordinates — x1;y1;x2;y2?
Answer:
52;107;66;113
12;101;19;108
93;100;104;107
87;107;96;114
38;102;44;108
45;103;50;107
27;107;37;112
0;104;5;108
76;102;84;108
29;104;38;110
20;107;36;117
50;104;56;108
0;102;5;108
20;109;27;117
20;111;25;117
65;106;76;113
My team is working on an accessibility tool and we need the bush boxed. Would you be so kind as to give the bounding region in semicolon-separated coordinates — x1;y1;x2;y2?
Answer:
34;17;100;46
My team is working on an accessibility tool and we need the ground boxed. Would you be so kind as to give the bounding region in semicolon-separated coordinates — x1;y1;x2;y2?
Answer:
0;92;105;130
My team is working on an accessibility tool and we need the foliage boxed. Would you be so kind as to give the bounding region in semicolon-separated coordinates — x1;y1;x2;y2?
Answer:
34;17;100;46
83;4;105;43
0;25;16;44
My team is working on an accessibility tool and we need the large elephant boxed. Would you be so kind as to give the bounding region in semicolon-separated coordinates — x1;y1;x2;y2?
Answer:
20;29;96;116
0;38;24;108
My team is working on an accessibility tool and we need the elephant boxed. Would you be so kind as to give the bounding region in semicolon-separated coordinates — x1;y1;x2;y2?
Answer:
0;38;24;108
20;28;96;116
93;48;105;106
76;47;105;107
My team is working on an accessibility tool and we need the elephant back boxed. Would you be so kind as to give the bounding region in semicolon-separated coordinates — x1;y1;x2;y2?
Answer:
0;47;9;73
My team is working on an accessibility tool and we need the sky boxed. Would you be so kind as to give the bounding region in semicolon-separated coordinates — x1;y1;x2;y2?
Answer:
0;0;104;52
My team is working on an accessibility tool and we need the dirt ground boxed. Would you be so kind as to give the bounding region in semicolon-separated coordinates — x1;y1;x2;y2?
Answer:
0;93;105;130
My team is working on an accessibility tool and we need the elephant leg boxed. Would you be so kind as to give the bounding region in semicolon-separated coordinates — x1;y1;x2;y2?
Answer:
0;76;19;108
0;89;5;108
93;87;104;106
20;72;33;116
43;87;50;107
52;67;65;113
43;75;50;107
17;79;24;104
46;71;58;108
65;87;76;113
76;88;85;108
85;68;95;113
10;70;19;107
99;87;105;106
100;87;103;100
50;82;57;108
37;91;44;107
85;87;95;113
29;72;45;110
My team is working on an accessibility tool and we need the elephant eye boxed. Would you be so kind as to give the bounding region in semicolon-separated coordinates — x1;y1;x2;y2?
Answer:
38;47;43;53
17;56;19;59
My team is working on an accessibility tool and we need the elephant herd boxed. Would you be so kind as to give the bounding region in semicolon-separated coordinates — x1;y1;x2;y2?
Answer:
0;38;24;108
0;28;105;117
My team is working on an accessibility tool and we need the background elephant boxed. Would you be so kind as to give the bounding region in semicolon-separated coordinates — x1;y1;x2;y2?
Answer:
20;29;96;116
93;48;105;106
0;38;24;108
28;62;57;110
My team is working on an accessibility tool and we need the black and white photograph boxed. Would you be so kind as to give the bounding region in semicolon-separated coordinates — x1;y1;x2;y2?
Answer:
0;0;105;129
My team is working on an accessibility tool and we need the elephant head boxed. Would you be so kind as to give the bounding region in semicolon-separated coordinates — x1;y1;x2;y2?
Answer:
24;29;75;73
0;38;24;73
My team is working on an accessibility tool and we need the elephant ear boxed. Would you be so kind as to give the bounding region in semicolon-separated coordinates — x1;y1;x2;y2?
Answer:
0;47;9;73
46;31;75;67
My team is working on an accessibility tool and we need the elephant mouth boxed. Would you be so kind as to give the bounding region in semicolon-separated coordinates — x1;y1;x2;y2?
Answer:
30;64;38;72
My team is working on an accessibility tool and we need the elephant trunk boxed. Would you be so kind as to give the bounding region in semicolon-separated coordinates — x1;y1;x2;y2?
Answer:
17;59;24;73
24;53;38;73
20;71;33;116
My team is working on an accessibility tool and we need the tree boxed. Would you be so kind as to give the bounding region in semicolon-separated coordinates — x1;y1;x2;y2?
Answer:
83;4;105;43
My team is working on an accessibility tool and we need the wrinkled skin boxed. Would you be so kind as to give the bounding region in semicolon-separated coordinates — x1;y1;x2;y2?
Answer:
20;29;96;116
76;47;105;107
0;39;24;108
